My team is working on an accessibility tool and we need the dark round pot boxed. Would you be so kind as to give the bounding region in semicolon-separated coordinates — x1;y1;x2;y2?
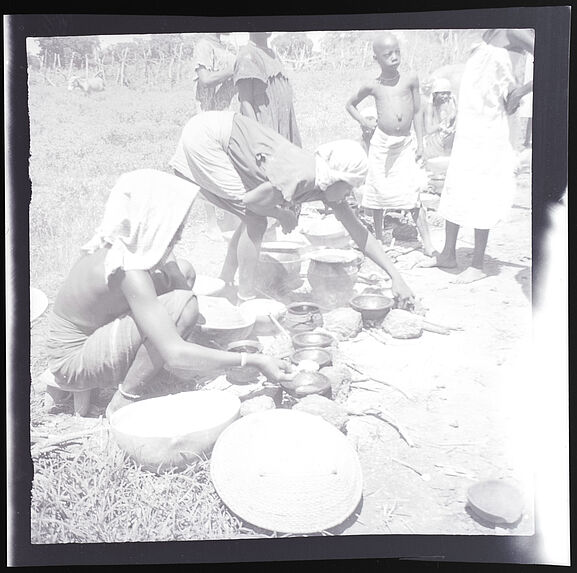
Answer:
225;340;262;385
283;302;324;334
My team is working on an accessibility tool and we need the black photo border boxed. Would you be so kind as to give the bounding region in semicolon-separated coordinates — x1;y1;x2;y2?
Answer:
5;4;572;568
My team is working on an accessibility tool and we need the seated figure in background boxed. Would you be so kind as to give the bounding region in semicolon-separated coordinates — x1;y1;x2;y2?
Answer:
423;78;458;160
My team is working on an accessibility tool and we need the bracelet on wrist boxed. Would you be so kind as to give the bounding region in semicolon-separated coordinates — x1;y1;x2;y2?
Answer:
118;384;141;401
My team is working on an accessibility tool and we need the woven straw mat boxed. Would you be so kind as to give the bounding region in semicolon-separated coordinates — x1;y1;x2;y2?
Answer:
210;408;363;534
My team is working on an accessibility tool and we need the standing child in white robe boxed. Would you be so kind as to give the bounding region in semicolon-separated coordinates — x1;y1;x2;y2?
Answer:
421;29;534;283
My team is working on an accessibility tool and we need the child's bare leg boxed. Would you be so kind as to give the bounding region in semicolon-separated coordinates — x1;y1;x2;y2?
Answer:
411;205;437;257
219;222;244;285
205;202;221;240
454;228;489;283
237;213;267;301
373;209;384;242
471;228;489;269
106;294;200;418
418;219;459;268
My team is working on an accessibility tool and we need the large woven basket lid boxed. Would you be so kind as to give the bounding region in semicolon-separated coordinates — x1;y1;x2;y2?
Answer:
210;408;363;534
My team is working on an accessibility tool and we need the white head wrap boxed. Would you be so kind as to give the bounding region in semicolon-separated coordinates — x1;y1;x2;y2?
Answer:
81;169;199;283
431;78;452;94
314;140;368;192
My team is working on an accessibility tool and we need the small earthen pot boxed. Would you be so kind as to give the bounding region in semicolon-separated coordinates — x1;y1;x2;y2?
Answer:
283;302;324;334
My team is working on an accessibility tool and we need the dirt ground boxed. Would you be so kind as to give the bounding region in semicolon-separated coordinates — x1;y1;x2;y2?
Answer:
335;168;533;536
29;161;533;537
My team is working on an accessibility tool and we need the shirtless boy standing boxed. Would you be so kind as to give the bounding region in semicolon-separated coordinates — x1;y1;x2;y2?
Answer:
346;33;435;256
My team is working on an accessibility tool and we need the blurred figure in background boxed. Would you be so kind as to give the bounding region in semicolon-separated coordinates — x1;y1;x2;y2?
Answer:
351;106;378;224
421;78;458;196
193;32;239;240
234;31;301;146
221;31;303;298
423;78;457;160
518;52;534;148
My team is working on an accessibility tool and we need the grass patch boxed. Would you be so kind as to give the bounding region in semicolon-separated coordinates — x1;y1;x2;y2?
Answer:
31;430;252;544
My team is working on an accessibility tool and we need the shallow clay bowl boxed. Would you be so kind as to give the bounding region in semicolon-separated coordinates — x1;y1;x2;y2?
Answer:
466;480;525;525
291;331;335;350
350;293;394;322
109;390;240;472
291;347;332;369
286;302;322;315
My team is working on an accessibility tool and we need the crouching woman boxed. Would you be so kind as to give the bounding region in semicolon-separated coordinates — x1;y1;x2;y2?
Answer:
46;169;294;418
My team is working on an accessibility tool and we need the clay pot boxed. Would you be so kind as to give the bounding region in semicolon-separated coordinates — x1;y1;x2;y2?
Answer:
307;249;363;310
283;302;324;334
349;293;394;325
256;252;303;295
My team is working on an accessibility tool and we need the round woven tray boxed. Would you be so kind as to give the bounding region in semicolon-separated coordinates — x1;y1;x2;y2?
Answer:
210;408;363;534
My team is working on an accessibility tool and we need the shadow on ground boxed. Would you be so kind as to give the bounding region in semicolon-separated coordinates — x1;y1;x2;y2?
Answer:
413;249;530;281
465;503;524;531
515;267;532;301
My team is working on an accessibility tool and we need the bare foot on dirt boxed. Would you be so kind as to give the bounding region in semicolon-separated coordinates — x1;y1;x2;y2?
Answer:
415;252;457;269
219;282;239;305
452;266;488;284
105;390;136;420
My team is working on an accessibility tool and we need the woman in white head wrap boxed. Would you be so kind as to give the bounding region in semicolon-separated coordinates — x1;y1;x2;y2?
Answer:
46;169;295;417
170;111;414;305
423;77;457;160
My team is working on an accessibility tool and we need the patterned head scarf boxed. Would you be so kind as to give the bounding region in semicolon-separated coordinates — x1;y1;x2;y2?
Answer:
81;169;199;283
314;140;368;191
